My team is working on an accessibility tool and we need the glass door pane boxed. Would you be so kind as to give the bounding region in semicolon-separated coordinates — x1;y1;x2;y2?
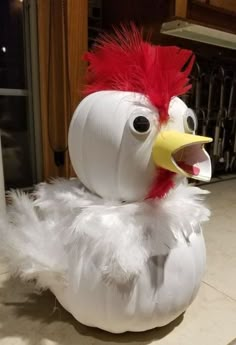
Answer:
0;0;26;90
0;0;41;189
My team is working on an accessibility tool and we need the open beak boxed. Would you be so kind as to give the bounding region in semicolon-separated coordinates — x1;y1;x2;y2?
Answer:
152;130;213;181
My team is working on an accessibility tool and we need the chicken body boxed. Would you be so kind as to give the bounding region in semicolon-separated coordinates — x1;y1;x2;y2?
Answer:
0;178;209;333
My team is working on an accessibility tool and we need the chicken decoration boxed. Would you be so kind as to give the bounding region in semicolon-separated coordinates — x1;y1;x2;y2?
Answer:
0;25;213;333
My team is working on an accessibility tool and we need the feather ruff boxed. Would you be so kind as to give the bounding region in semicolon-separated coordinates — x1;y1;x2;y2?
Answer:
0;179;210;288
83;23;195;123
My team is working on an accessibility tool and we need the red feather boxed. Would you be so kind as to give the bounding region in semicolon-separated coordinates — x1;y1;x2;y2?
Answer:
83;23;195;123
146;169;175;200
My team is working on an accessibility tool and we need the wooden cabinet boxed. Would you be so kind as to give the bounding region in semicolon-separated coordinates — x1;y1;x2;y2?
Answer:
194;0;236;13
37;0;88;180
102;0;236;36
174;0;236;33
188;0;236;33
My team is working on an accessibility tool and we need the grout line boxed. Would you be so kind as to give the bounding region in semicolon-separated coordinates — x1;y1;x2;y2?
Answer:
202;280;236;303
0;271;9;276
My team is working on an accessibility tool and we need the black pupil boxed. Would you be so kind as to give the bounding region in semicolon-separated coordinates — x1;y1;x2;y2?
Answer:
133;116;150;133
187;116;195;131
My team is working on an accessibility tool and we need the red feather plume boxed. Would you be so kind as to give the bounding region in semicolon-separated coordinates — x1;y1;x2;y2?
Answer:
83;23;195;123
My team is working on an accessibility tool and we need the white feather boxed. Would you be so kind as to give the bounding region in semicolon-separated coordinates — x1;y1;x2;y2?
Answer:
0;179;210;288
0;190;67;289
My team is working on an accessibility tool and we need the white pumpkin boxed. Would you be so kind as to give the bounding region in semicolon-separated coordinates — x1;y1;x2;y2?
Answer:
69;91;157;201
52;230;206;333
0;176;209;333
69;91;211;202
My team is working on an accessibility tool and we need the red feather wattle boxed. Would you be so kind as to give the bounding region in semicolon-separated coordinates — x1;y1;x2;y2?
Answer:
146;169;176;200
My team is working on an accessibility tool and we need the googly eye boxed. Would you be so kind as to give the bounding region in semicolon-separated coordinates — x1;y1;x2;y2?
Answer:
132;116;150;133
184;108;198;134
129;115;152;136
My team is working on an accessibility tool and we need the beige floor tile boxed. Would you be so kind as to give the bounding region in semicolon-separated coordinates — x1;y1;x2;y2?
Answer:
0;259;8;275
0;274;45;344
201;180;236;300
0;336;32;345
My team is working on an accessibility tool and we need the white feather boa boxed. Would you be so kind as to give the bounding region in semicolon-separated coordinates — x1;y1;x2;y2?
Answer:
0;179;210;288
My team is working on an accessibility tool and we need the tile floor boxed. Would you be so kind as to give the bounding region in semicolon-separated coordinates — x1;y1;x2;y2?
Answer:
0;179;236;345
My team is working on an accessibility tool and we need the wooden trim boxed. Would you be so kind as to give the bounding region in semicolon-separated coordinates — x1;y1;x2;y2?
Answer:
67;0;88;176
37;0;53;179
175;0;188;17
67;0;88;114
37;0;88;180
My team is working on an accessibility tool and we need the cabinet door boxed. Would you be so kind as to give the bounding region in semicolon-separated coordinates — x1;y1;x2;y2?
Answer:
37;0;88;180
210;0;236;13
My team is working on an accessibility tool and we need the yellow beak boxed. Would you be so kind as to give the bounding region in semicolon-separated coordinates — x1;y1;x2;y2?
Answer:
152;131;213;181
